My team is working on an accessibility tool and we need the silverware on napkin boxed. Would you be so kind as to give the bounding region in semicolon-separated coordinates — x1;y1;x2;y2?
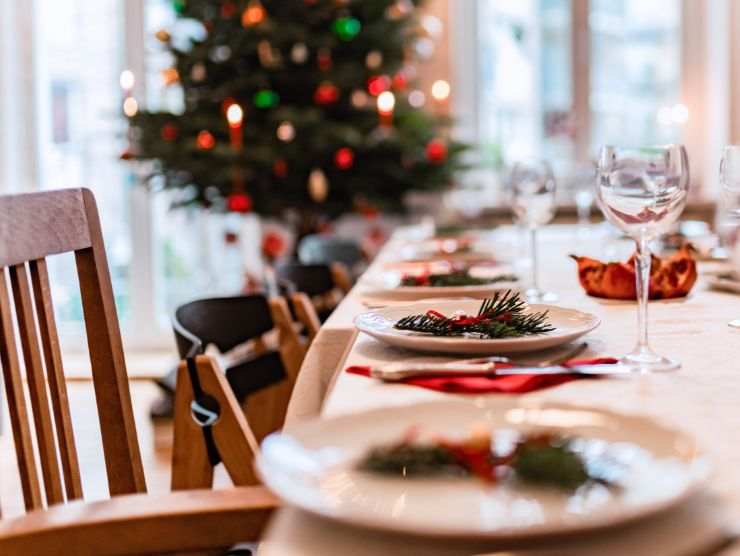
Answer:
369;362;633;381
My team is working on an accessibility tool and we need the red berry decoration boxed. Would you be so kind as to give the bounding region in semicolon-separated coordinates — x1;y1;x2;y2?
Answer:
196;130;216;150
227;192;253;213
314;82;340;105
262;231;287;260
161;123;178;141
425;139;448;164
334;147;354;170
367;75;391;96
273;158;288;178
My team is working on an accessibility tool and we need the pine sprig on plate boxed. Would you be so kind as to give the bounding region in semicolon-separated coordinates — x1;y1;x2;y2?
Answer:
400;270;518;288
393;290;555;339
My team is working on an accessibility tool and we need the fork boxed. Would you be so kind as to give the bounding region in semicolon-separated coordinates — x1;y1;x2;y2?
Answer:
452;341;588;368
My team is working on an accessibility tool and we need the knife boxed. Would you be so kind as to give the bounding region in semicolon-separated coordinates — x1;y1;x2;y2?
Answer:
369;362;634;381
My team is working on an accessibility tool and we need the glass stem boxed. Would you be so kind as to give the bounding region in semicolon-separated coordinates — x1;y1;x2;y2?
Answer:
530;227;539;293
634;235;651;352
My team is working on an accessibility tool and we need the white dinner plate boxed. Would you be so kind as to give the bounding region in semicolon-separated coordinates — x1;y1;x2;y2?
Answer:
257;399;709;542
353;299;600;354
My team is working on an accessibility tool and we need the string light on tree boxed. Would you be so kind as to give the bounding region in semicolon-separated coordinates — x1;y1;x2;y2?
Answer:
365;50;383;70
408;89;426;107
242;0;266;27
161;67;180;86
385;0;413;20
155;29;171;42
431;79;451;101
210;45;232;63
276;121;296;142
414;37;435;59
119;70;135;92
376;91;395;115
291;42;309;64
196;130;216;150
123;97;138;117
308;168;329;202
351;89;369;108
190;63;207;81
334;147;355;170
258;40;280;68
226;103;244;150
420;14;443;38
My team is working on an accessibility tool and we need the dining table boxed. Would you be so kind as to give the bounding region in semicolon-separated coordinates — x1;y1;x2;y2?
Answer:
258;223;740;555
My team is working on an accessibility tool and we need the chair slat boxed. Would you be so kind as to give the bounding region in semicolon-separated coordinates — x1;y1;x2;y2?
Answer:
0;269;43;510
29;259;83;501
9;264;65;506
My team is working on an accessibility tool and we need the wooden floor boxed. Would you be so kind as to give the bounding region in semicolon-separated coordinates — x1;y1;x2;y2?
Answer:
0;379;229;518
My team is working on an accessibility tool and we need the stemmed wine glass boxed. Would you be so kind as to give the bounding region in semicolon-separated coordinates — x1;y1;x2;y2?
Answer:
509;160;557;302
596;145;690;372
718;146;740;328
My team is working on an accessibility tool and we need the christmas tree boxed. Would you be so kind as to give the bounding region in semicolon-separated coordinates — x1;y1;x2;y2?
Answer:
125;0;466;234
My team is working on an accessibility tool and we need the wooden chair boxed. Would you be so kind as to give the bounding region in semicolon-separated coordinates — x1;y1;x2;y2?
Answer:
297;234;365;273
171;295;306;443
0;188;277;555
276;262;351;340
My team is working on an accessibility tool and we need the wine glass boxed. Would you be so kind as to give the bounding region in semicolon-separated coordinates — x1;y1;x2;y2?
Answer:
509;160;557;302
718;146;740;328
596;145;690;372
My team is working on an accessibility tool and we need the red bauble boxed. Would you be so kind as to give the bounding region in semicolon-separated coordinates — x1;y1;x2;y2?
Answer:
367;75;391;96
196;130;216;150
161;123;178;141
334;147;354;170
221;1;237;18
392;72;408;91
227;192;253;213
262;231;287;259
425;139;448;164
314;82;340;105
273;158;288;178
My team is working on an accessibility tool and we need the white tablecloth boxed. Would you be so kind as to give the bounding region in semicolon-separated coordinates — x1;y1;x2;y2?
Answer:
264;225;740;554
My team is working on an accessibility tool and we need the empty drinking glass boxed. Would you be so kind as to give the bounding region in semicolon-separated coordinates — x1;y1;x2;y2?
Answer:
596;145;690;371
719;146;740;328
509;160;557;302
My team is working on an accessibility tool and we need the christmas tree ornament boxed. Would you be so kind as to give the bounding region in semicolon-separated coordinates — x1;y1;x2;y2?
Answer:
290;42;309;64
196;130;216;150
308;168;329;202
172;0;186;15
155;29;171;43
365;50;383;70
253;89;279;108
160;122;179;141
161;67;180;86
227;191;253;213
350;89;369;108
408;89;426;107
414;37;435;59
426;139;448;163
190;62;207;81
367;75;391;96
273;158;288;178
242;0;266;27
221;0;237;18
385;0;413;20
209;45;232;62
258;40;280;68
334;147;355;170
276;121;295;142
314;82;340;105
317;47;332;71
392;71;407;91
332;16;361;41
262;231;287;260
123;97;138;117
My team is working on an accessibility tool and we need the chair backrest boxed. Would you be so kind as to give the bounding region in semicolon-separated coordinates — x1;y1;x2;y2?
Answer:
275;263;337;297
173;295;277;359
0;188;145;515
297;234;364;270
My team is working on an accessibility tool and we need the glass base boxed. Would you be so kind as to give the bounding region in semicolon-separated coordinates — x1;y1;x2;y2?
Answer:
621;348;680;373
525;288;559;304
729;319;740;329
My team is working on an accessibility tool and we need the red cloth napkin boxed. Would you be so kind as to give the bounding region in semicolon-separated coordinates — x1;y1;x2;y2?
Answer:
346;357;618;395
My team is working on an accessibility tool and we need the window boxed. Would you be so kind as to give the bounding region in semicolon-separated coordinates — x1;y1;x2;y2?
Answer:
465;0;724;197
